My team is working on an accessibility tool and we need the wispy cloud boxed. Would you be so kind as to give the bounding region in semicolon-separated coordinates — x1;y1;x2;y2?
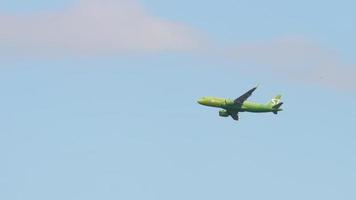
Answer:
226;37;356;90
0;0;354;90
0;0;205;56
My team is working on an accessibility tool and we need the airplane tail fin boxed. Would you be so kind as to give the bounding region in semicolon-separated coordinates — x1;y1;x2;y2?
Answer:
268;95;283;114
268;95;282;106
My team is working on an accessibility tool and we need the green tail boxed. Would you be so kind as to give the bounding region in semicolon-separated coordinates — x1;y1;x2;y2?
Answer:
268;95;283;114
268;95;282;106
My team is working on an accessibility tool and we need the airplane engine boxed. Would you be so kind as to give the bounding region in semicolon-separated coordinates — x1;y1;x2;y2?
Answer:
219;110;229;117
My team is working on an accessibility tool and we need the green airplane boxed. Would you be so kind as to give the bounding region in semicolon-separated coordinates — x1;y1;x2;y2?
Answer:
197;86;283;121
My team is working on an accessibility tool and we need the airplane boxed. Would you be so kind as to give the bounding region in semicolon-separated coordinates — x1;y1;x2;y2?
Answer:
197;86;283;121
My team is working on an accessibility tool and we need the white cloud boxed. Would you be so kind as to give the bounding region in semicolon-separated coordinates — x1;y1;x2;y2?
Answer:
0;0;205;56
227;37;356;90
0;0;354;90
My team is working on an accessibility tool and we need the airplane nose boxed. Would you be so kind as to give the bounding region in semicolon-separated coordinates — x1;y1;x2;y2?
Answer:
197;98;204;104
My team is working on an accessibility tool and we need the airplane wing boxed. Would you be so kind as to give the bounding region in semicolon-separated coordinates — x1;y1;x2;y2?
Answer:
234;86;258;105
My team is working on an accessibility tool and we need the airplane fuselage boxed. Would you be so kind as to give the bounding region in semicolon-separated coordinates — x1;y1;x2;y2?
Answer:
197;97;282;113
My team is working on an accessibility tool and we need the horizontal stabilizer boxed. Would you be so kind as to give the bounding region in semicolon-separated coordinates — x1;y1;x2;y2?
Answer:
272;102;283;115
272;102;283;109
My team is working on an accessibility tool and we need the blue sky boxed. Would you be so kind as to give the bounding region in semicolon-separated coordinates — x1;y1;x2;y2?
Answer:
0;1;355;200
